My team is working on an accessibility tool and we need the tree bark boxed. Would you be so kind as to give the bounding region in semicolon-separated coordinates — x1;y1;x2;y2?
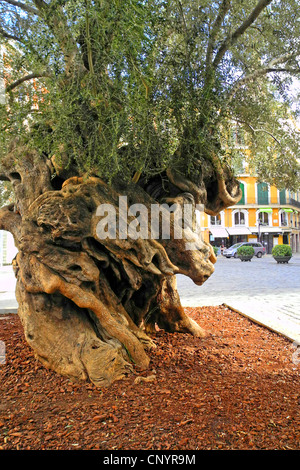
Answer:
0;144;241;386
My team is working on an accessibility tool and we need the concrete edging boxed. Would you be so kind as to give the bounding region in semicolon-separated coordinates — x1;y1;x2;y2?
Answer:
223;303;299;344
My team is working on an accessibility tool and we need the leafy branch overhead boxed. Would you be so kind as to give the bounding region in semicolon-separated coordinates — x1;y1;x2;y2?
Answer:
0;0;300;189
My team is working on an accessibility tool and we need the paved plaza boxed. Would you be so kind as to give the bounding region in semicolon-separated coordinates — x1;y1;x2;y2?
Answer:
177;253;300;344
1;254;300;343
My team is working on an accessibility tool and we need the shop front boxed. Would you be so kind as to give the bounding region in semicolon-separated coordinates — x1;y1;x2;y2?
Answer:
290;230;300;253
250;227;282;254
226;227;252;247
209;227;229;248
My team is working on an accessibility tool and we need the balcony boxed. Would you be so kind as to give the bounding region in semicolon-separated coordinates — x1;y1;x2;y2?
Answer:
289;198;300;209
234;196;300;209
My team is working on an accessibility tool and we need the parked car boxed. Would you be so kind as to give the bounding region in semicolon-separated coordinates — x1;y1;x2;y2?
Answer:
223;242;266;258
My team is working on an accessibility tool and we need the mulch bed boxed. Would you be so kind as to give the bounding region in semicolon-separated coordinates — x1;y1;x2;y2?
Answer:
0;305;299;451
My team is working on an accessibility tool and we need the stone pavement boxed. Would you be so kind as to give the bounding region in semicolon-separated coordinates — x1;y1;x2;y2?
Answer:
177;253;300;344
1;255;300;344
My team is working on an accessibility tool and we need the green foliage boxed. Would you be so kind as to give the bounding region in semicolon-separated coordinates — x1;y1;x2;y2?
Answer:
272;244;292;257
213;246;218;256
237;245;254;257
0;0;300;187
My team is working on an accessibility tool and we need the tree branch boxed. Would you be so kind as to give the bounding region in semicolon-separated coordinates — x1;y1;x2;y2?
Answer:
5;71;51;92
31;0;47;13
0;26;22;42
225;52;299;103
233;118;282;146
205;0;231;69
266;67;300;74
213;0;273;67
0;0;39;15
177;0;188;35
31;0;82;75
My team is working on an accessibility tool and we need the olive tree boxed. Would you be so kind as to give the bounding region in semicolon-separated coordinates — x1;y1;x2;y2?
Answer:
0;0;299;386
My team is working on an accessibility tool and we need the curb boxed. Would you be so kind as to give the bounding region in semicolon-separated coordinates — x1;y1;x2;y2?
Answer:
0;308;18;315
223;303;300;344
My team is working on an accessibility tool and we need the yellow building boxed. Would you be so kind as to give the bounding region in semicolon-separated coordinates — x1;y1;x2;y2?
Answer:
202;175;300;253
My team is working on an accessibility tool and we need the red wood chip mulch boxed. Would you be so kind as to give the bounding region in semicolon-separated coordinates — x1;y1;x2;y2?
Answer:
0;305;299;450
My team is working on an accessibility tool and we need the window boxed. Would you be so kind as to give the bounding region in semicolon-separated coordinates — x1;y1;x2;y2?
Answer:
210;211;225;227
231;126;245;147
236;128;245;146
234;211;245;225
257;182;269;205
210;214;222;225
232;209;248;227
280;211;288;226
258;212;269;225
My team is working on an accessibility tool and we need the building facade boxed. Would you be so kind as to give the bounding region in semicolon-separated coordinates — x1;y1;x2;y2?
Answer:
0;231;18;266
202;175;300;254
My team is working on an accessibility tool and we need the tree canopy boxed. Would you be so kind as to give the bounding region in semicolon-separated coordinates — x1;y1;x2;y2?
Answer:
1;0;300;190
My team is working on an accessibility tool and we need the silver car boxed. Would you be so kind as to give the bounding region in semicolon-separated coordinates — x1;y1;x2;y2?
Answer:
223;242;266;258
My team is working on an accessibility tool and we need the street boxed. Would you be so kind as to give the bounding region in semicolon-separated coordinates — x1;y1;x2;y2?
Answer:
177;253;300;343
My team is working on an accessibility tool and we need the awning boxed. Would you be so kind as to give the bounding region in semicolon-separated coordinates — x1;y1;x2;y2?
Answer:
226;227;252;236
250;226;282;233
283;208;294;213
259;208;273;213
209;227;229;238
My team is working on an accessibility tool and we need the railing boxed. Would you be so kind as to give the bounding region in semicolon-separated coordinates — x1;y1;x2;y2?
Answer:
289;198;300;209
235;196;300;208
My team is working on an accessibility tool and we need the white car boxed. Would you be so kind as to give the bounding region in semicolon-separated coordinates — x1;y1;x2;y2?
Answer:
223;242;266;258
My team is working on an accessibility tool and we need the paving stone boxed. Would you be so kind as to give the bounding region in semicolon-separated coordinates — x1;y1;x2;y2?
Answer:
177;253;300;343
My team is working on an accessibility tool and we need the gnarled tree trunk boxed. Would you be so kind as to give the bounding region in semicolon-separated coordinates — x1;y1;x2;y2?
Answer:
0;145;241;386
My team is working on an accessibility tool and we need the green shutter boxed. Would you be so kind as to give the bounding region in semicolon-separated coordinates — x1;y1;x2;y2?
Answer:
237;182;245;205
279;190;286;204
257;183;269;205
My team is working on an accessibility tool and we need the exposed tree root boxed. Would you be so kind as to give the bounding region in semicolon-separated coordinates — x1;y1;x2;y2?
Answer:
0;147;241;386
